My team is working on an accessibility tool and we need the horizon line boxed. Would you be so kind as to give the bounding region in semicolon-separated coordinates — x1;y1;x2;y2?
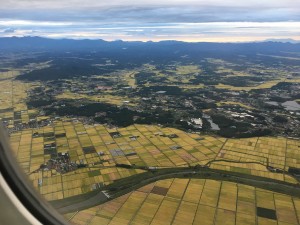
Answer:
1;35;300;44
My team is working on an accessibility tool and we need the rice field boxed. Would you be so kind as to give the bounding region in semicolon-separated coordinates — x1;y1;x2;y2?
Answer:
214;79;285;91
1;69;300;224
210;137;300;184
66;178;300;225
10;121;226;201
0;71;40;127
9;120;300;202
55;92;137;106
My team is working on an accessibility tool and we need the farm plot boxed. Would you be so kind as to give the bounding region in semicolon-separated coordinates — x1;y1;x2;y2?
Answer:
11;122;227;200
68;178;300;225
11;120;300;201
211;136;300;184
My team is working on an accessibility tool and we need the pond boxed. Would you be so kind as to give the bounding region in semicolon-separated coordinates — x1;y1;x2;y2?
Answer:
265;101;279;106
203;114;220;131
282;101;300;111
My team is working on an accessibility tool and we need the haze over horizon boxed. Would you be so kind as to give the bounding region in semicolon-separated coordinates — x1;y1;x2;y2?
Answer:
0;0;299;42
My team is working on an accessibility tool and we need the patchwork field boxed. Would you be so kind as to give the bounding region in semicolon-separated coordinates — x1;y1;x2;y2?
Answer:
210;137;300;183
55;92;138;106
66;178;300;225
0;70;40;128
10;121;225;201
9;119;300;202
1;66;300;225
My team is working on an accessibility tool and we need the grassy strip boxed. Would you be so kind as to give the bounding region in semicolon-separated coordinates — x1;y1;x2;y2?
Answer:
50;167;300;213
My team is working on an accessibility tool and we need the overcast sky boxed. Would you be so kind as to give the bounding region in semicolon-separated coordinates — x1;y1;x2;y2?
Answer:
0;0;299;42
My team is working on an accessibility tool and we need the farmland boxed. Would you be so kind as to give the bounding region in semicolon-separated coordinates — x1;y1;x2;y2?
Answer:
0;40;300;224
8;121;300;202
66;178;300;225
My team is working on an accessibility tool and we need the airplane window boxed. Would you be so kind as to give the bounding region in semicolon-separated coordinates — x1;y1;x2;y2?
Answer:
0;1;300;224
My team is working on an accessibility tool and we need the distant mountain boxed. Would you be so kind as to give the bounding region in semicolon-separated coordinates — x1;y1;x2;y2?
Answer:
2;36;298;82
0;36;107;51
263;38;300;44
1;36;300;53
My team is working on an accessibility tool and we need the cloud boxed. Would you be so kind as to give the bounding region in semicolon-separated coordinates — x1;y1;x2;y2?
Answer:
3;28;15;33
0;20;73;26
0;1;299;41
0;1;299;23
1;0;300;10
0;21;299;42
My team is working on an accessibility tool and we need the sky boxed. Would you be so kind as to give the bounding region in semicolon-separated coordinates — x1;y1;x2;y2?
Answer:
0;0;299;42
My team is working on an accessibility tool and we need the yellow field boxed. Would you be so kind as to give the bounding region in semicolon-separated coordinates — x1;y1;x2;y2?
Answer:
2;66;300;225
123;71;137;87
215;79;285;91
211;136;300;183
56;91;137;106
180;84;205;89
216;101;254;110
9;119;300;202
176;65;201;75
0;71;40;127
10;122;226;200
67;178;300;225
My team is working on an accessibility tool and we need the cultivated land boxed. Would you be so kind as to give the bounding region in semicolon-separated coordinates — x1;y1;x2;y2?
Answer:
9;121;300;201
0;39;300;224
66;178;300;225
